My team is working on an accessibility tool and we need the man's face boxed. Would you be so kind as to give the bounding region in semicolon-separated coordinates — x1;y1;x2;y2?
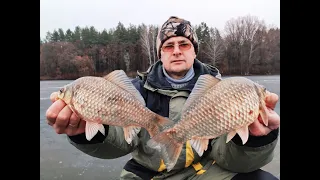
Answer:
160;36;196;78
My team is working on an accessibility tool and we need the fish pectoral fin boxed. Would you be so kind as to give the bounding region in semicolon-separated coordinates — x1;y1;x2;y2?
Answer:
190;137;209;157
256;84;269;127
226;131;237;143
123;126;141;145
85;122;105;141
259;105;269;126
236;126;249;145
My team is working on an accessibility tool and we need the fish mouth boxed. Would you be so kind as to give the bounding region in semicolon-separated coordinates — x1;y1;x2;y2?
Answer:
57;85;73;104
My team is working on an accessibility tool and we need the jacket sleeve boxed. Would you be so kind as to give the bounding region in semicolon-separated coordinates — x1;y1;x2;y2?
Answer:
67;125;139;159
66;77;146;159
209;128;279;173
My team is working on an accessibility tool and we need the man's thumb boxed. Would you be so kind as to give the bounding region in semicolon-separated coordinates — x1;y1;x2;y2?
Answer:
265;92;279;110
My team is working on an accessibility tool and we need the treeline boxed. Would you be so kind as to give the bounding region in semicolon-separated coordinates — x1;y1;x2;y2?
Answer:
40;15;280;80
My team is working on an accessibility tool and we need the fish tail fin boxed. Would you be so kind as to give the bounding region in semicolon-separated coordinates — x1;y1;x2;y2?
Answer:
149;114;175;138
147;130;183;172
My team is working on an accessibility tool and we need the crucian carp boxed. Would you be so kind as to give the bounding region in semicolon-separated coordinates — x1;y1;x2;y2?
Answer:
55;70;174;145
147;75;270;171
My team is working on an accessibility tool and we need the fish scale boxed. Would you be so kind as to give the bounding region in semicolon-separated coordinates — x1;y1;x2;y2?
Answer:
147;75;270;172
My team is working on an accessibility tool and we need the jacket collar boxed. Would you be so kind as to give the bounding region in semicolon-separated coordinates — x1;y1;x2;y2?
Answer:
145;59;220;92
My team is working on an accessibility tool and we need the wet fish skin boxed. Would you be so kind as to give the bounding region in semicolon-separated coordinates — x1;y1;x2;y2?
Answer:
56;70;174;144
147;75;270;171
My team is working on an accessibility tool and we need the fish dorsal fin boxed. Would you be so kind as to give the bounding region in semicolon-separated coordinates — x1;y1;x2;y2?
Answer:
103;70;145;106
182;74;221;113
254;84;269;126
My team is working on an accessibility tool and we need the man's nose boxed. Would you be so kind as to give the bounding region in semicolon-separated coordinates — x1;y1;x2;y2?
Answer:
172;45;182;56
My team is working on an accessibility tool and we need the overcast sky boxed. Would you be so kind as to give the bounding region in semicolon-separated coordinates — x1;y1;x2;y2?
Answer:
40;0;280;39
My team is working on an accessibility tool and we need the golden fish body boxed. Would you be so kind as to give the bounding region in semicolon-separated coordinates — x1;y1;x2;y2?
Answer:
147;75;269;171
57;70;174;144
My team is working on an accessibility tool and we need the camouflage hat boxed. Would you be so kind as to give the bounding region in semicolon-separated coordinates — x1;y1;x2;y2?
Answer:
156;16;199;59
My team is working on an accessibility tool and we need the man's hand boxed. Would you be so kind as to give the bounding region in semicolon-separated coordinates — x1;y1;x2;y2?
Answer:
249;92;280;136
46;92;86;136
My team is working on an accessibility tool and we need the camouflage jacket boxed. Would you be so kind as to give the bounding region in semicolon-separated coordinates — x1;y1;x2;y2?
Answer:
67;59;279;180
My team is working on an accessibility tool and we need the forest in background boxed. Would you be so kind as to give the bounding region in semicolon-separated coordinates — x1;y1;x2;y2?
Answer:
40;15;280;80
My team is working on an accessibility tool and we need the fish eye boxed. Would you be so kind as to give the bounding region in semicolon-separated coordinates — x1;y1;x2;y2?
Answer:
59;88;64;93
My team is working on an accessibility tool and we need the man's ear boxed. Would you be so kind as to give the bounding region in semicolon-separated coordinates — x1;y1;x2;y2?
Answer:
160;51;164;62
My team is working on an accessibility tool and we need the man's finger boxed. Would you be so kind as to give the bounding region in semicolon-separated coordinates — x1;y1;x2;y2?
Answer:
68;113;80;128
249;119;269;136
65;122;78;135
264;111;280;130
265;92;279;110
46;119;53;126
76;120;86;135
54;106;73;131
46;100;66;125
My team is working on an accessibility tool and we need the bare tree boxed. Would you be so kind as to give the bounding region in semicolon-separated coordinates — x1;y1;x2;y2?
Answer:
224;18;244;74
224;15;266;75
123;51;130;72
149;25;157;64
241;15;266;75
203;27;225;66
140;24;152;66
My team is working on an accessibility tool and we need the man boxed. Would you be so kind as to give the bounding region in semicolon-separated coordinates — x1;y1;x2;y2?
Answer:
46;16;280;180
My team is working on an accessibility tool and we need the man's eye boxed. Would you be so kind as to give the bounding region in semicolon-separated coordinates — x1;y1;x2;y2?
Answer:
164;45;174;49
